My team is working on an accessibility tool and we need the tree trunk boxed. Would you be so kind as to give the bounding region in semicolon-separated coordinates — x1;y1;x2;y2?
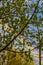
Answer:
39;45;41;65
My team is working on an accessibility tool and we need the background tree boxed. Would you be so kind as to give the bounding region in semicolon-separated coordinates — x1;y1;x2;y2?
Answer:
25;1;43;65
0;0;43;65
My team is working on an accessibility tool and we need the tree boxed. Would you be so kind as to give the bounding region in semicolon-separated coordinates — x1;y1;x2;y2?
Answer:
0;0;28;51
0;0;42;65
25;1;43;65
0;0;40;51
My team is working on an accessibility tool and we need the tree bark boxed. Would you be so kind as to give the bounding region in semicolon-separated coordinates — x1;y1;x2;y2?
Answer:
39;45;41;65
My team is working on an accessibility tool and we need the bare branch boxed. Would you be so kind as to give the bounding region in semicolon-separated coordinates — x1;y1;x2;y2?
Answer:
0;0;40;52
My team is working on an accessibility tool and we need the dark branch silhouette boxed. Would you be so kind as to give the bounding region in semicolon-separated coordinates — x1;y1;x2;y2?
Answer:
5;46;39;53
0;0;40;52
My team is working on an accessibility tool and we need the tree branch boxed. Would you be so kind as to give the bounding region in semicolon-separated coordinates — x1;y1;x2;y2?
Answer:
0;0;40;52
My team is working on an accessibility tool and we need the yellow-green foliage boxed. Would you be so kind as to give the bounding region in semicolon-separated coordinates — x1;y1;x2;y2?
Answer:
8;53;34;65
